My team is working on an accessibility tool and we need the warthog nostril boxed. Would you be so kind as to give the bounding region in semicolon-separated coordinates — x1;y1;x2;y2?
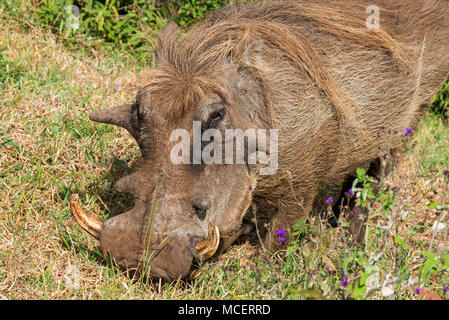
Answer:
190;196;211;221
194;207;207;220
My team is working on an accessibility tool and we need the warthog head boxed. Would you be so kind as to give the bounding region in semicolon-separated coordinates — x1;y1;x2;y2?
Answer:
73;21;274;280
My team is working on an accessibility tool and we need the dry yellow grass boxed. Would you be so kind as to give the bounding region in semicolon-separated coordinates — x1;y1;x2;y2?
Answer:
0;19;144;299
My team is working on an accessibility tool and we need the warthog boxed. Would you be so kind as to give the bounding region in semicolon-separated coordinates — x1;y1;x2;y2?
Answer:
71;0;449;280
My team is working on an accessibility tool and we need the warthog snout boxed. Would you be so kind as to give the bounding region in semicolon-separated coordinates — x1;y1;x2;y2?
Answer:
71;193;221;280
99;216;207;280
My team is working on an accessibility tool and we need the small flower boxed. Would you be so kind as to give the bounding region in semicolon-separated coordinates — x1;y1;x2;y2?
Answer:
276;229;287;237
443;286;448;293
444;169;448;176
344;274;349;279
249;184;253;191
404;127;413;136
346;189;355;197
391;186;400;192
340;280;348;287
414;288;421;294
353;207;358;214
326;197;334;205
279;237;287;245
327;269;332;275
225;266;233;271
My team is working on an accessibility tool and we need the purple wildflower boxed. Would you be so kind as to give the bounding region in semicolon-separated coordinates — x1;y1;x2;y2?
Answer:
327;269;332;275
225;266;233;271
326;197;334;205
404;127;413;136
414;288;421;294
444;169;448;176
279;237;287;245
249;184;253;191
444;286;448;293
347;189;355;197
344;274;349;279
353;207;358;214
340;280;348;287
276;229;287;237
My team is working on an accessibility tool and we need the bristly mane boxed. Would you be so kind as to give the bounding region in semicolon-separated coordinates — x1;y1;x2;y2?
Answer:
140;0;425;134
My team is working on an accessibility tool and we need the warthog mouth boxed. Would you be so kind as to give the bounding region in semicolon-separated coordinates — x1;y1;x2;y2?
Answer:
70;194;221;279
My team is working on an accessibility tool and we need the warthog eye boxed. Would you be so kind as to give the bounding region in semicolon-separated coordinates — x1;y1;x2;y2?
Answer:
206;108;225;128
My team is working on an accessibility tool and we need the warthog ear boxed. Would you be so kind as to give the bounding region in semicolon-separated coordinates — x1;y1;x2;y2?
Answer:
234;64;276;129
227;39;277;128
155;21;178;66
90;104;137;136
90;103;151;157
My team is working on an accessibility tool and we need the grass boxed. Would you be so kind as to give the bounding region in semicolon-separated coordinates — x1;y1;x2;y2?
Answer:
1;2;449;300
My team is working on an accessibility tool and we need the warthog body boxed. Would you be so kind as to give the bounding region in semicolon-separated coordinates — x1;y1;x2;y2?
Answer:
74;0;449;280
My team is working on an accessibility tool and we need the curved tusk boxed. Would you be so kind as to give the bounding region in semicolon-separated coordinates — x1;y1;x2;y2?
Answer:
195;223;220;260
69;194;103;239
